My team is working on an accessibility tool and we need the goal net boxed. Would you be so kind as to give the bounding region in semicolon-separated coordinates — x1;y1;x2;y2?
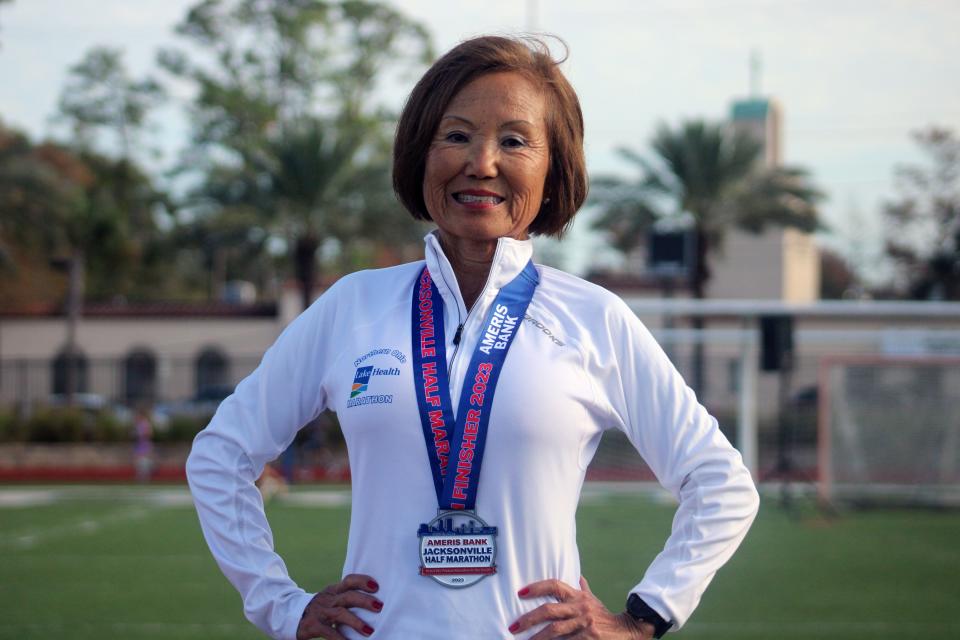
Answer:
818;356;960;507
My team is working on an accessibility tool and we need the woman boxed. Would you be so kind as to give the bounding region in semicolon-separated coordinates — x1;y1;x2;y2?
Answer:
187;35;759;640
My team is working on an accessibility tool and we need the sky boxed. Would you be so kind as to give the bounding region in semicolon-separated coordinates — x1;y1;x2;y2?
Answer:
1;0;958;278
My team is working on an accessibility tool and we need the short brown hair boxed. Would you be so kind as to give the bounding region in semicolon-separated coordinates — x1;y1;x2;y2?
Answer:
393;35;587;237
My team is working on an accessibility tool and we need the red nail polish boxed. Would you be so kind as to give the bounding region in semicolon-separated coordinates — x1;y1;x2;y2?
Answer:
509;622;520;633
363;624;375;635
372;600;383;611
517;587;529;596
367;580;379;590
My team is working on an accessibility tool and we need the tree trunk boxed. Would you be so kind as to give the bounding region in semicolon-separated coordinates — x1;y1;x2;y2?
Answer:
690;228;710;399
210;247;226;302
294;232;319;312
64;248;85;406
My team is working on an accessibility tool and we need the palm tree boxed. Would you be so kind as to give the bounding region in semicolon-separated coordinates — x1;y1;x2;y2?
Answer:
192;114;421;311
593;119;822;393
0;124;166;400
161;0;433;311
266;116;382;310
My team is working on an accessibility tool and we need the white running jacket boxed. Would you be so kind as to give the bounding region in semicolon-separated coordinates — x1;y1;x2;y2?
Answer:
186;232;759;639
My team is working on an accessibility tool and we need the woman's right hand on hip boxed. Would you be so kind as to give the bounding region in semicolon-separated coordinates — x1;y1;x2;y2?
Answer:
296;574;383;639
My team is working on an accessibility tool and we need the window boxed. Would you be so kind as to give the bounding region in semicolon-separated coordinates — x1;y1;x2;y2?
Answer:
124;349;157;404
195;347;229;397
52;348;89;395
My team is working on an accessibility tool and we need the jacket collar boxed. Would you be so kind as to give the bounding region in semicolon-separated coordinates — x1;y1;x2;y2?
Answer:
424;230;535;319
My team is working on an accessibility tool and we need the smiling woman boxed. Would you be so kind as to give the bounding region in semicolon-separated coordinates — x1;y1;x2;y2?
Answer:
423;71;550;242
393;36;587;239
393;36;587;312
187;34;759;640
421;71;551;307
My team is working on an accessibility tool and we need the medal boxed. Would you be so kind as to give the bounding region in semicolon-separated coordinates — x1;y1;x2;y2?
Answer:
411;261;538;588
418;510;498;588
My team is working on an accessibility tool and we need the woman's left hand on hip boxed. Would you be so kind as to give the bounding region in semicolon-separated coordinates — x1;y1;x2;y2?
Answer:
509;576;654;639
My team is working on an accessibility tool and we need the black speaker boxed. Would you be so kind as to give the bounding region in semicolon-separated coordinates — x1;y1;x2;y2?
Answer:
648;230;694;277
760;315;794;371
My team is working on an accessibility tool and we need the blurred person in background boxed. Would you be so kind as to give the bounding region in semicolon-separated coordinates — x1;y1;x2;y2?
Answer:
187;35;759;640
256;464;290;504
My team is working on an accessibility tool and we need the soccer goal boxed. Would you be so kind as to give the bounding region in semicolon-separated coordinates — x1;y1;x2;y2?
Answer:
817;355;960;508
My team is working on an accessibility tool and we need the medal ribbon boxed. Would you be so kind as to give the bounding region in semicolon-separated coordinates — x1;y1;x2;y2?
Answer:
411;260;539;511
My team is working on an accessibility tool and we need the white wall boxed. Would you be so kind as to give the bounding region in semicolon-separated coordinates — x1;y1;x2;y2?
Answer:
0;314;284;405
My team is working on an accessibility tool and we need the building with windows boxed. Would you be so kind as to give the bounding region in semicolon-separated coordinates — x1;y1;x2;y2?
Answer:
707;96;820;302
0;297;293;409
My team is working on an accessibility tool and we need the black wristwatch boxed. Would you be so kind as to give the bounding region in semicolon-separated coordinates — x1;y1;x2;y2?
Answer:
625;594;672;638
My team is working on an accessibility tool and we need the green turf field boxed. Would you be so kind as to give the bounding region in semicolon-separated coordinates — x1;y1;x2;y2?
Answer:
1;485;958;639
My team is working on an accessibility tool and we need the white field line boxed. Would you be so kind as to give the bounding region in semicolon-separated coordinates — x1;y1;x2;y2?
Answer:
683;620;960;635
0;621;250;634
267;487;669;507
8;552;207;561
0;505;154;550
0;484;673;512
580;482;674;504
0;486;196;506
0;489;58;507
0;619;958;635
278;490;351;507
279;485;672;507
0;486;208;550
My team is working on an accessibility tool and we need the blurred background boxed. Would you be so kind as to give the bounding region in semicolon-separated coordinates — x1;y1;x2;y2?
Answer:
0;1;958;638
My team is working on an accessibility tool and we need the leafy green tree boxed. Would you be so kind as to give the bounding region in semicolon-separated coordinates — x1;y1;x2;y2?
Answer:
1;49;172;393
160;0;432;309
883;126;960;300
0;127;168;295
72;152;171;301
819;247;861;300
593;119;822;392
54;46;165;161
167;206;277;302
51;45;173;299
35;47;171;399
0;122;166;396
261;114;429;308
0;124;86;294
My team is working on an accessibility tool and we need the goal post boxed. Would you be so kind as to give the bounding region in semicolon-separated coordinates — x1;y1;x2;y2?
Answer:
817;355;960;508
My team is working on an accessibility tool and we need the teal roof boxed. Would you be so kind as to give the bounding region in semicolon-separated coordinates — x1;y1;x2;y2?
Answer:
731;99;769;121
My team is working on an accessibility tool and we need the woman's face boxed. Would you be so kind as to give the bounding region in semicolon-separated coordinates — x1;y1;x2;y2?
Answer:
423;71;550;244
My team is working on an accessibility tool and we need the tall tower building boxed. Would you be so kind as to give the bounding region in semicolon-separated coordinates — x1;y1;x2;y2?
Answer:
731;97;783;168
706;97;820;302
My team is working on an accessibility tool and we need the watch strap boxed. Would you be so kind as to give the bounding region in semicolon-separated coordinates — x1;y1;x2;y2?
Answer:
625;594;672;638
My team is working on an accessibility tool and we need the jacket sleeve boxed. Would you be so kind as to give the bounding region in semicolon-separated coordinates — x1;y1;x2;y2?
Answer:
185;284;342;640
596;297;760;631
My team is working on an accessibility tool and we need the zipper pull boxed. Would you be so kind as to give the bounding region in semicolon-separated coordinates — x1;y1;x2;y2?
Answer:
453;323;464;345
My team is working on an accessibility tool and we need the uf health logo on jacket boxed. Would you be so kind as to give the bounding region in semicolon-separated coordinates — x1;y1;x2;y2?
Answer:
347;347;406;408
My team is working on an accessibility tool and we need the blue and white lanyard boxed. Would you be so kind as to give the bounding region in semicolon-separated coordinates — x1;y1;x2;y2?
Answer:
411;260;539;511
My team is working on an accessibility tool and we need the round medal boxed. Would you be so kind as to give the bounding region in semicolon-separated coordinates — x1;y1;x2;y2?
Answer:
417;510;498;588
